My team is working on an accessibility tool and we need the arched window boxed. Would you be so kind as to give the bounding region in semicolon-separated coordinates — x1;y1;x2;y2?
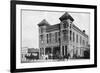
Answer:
62;20;69;28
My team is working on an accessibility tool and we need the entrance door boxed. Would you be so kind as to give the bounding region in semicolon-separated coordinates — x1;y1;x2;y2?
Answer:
53;46;60;59
62;46;64;57
45;47;52;59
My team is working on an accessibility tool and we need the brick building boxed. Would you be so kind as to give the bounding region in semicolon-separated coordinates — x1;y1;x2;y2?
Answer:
38;12;89;60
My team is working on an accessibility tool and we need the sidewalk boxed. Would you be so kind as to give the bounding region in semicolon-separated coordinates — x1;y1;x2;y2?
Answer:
22;58;89;63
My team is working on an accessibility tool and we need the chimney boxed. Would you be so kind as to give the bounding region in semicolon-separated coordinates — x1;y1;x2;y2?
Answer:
83;30;85;33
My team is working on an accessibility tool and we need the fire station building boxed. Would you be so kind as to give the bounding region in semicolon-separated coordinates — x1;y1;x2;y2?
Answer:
38;12;89;60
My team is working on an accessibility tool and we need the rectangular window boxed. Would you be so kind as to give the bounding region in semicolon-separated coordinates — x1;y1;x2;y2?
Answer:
49;33;52;43
63;30;67;41
76;34;78;43
62;46;64;56
66;30;68;41
58;32;60;42
40;35;43;41
47;34;49;43
73;32;75;42
65;46;67;56
41;27;43;33
80;36;82;44
70;30;72;41
55;32;57;42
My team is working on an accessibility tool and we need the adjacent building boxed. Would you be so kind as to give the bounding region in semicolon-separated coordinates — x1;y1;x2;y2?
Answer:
38;12;89;60
21;47;28;62
21;47;39;62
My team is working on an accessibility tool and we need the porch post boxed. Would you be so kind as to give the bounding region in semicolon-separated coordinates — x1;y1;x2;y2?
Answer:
51;47;53;59
60;46;62;57
44;48;45;56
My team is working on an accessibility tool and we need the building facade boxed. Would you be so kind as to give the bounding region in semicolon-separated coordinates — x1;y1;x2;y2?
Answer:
38;12;89;60
21;48;39;62
21;47;28;62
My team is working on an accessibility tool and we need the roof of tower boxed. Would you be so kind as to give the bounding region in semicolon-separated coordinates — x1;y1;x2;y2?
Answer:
38;19;50;27
59;12;74;21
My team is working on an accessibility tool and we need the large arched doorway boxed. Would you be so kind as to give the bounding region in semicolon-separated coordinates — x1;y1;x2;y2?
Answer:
45;47;52;59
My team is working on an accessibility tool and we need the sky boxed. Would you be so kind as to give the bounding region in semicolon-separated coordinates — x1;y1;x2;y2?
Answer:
22;10;90;48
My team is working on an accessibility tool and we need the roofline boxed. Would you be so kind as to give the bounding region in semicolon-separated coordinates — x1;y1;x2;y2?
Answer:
45;23;88;38
72;24;88;38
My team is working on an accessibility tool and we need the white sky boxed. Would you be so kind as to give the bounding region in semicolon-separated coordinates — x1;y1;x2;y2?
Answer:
22;10;90;48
